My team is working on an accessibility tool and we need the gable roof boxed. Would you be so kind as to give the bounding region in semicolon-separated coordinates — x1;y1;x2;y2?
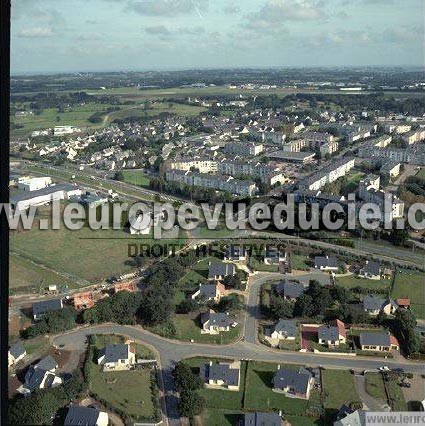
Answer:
201;311;232;328
272;368;312;394
319;320;346;341
273;319;297;338
276;280;305;299
244;412;282;426
314;256;338;268
208;262;235;278
363;295;386;311
35;355;58;371
200;362;240;386
32;299;63;316
359;332;391;347
363;260;380;276
103;344;130;363
64;405;100;426
197;283;219;298
9;342;26;359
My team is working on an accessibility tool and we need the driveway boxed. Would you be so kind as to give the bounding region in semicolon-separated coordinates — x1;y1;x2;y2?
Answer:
354;374;390;411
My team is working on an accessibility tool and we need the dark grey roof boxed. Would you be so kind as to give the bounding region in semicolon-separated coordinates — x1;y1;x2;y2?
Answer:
208;262;235;278
275;280;304;299
363;295;385;311
318;325;339;341
103;344;130;363
32;299;62;317
359;332;391;347
272;368;312;394
201;311;232;328
24;367;47;391
264;246;285;261
64;405;100;426
9;342;26;358
243;412;282;426
200;362;240;386
314;256;338;268
363;261;381;276
198;284;218;298
10;184;78;204
225;245;246;259
35;355;58;371
274;320;297;338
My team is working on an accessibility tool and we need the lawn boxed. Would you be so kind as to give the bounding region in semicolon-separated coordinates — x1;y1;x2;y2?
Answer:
11;225;184;284
336;275;390;291
122;170;151;188
322;370;359;410
365;372;407;411
171;314;242;344
9;254;77;294
244;361;310;415
290;254;311;271
200;409;242;426
178;257;212;290
249;257;279;272
391;270;425;319
88;335;159;422
416;168;425;180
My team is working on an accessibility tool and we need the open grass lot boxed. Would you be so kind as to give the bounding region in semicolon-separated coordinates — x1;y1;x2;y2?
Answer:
171;314;242;344
416;168;425;180
391;270;425;319
291;254;311;271
122;170;151;188
365;372;407;411
249;257;279;272
336;275;391;291
11;226;183;284
178;256;220;290
9;254;77;294
322;370;359;410
200;409;242;426
89;335;158;422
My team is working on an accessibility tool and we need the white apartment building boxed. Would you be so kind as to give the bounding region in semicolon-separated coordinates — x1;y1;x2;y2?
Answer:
402;129;425;145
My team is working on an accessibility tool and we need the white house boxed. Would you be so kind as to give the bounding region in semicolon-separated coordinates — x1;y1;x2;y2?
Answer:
8;342;26;367
97;343;136;371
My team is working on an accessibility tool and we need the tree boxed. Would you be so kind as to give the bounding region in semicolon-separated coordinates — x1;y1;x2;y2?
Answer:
114;171;124;181
223;275;243;290
216;294;243;313
173;362;203;392
178;390;205;418
269;294;294;319
176;299;198;314
294;294;315;317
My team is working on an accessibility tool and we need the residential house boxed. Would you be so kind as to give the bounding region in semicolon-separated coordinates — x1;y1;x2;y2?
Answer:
334;408;366;426
275;280;305;301
270;320;298;341
359;260;381;280
191;283;225;302
18;355;62;395
73;291;95;311
363;295;397;316
318;320;346;348
200;361;241;391
396;298;410;310
64;405;109;426
201;310;233;334
8;342;26;367
272;366;314;399
359;332;399;352
314;256;338;272
32;298;63;321
224;245;249;262
208;261;236;281
263;246;288;265
242;412;284;426
97;343;136;371
114;281;137;293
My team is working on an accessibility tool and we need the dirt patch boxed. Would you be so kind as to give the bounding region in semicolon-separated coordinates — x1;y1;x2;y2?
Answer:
8;375;22;397
48;348;71;369
401;375;425;405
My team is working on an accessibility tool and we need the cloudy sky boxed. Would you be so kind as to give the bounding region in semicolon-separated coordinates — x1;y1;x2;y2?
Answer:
11;0;424;74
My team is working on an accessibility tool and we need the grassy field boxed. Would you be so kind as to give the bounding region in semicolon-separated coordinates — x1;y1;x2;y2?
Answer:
335;275;391;291
178;257;220;290
11;225;183;284
322;370;359;410
249;257;279;272
365;372;407;411
171;314;242;344
9;254;77;294
291;254;311;271
122;170;151;188
416;168;425;180
391;270;425;319
200;409;242;426
89;335;158;422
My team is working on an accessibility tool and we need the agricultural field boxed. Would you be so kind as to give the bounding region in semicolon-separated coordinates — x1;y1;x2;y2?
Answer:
391;270;425;319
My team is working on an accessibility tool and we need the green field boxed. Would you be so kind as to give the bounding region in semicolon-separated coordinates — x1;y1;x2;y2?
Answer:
178;257;219;290
322;370;359;410
290;254;311;271
249;257;279;272
122;170;151;188
89;335;158;422
416;168;425;180
391;270;425;319
9;254;77;294
336;275;391;291
11;225;183;285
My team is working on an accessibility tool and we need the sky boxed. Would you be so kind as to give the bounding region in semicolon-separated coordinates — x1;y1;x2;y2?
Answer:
11;0;425;74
